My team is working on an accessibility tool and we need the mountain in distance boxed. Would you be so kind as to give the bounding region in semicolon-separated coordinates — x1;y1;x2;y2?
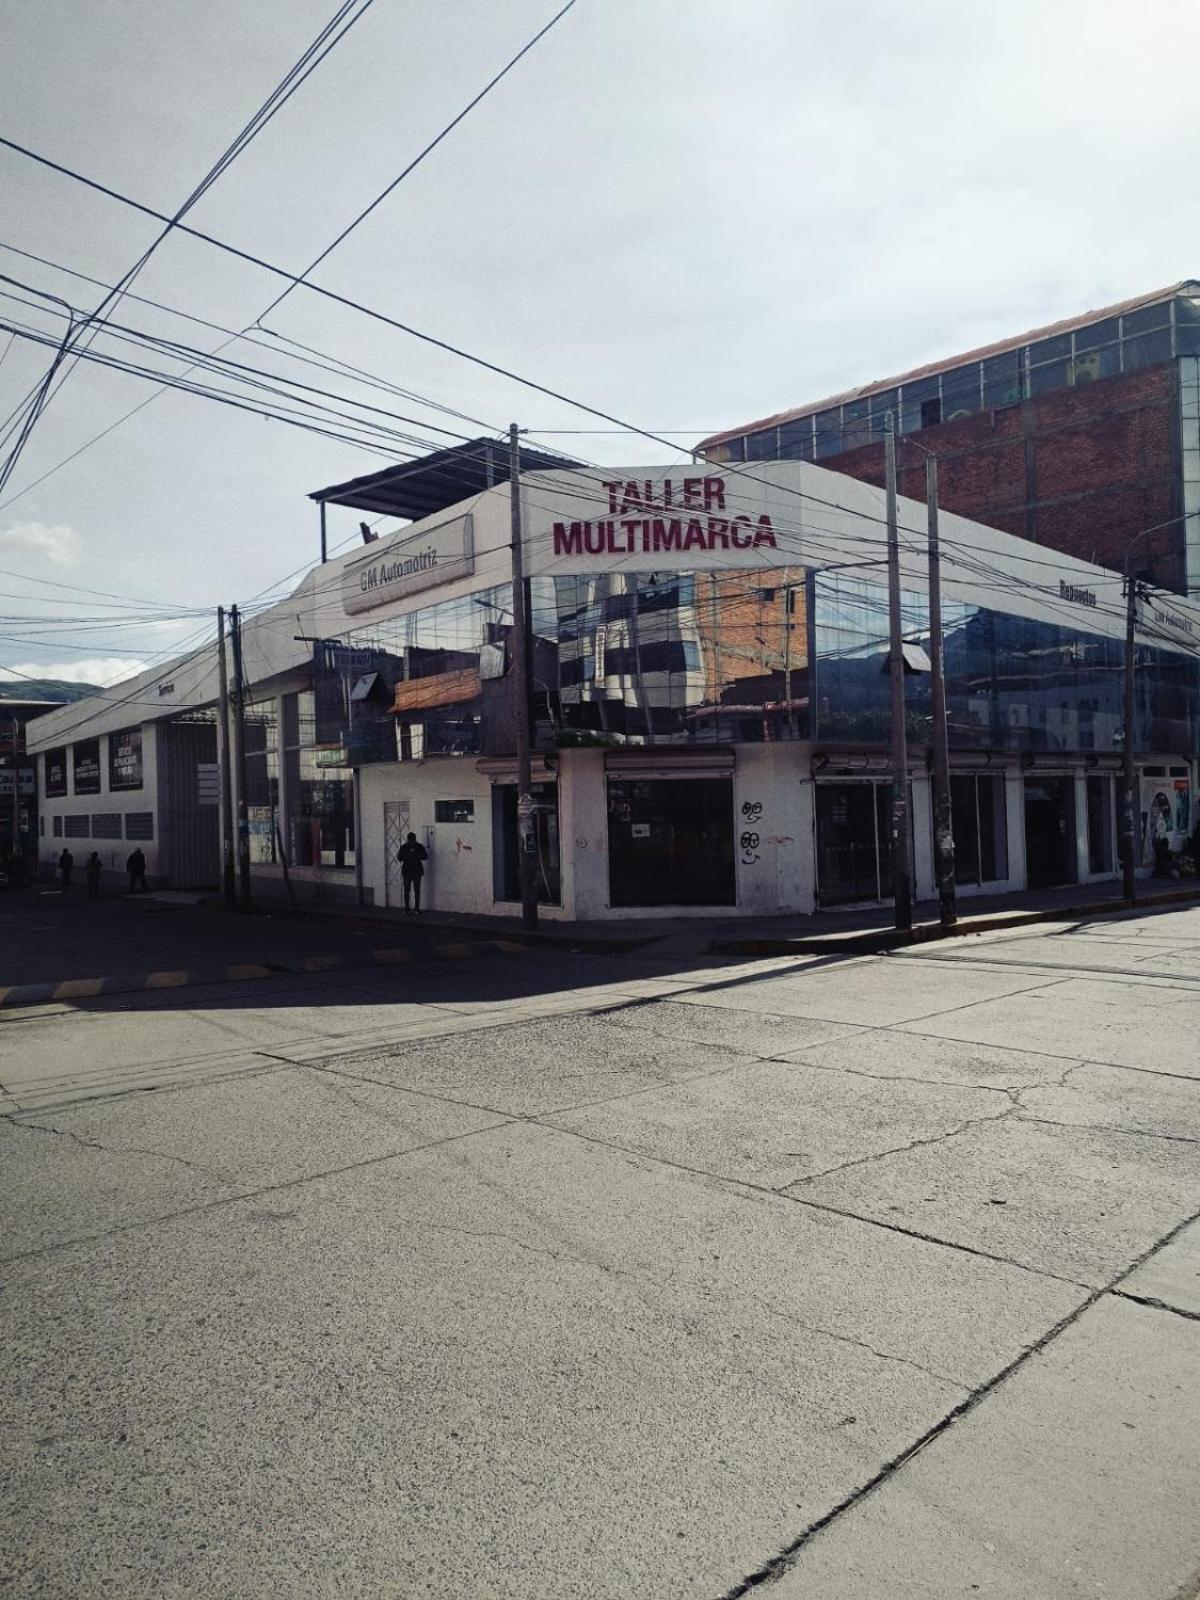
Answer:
0;677;103;704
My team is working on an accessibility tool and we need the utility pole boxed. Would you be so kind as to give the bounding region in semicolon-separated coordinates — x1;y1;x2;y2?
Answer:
215;606;237;910
508;422;538;930
9;716;20;870
228;603;252;911
885;415;913;931
1121;565;1139;905
925;455;956;928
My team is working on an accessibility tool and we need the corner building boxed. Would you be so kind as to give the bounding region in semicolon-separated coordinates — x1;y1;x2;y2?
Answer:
26;453;1200;919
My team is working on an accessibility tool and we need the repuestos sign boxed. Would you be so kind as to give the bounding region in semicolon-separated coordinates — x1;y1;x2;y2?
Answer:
343;513;474;616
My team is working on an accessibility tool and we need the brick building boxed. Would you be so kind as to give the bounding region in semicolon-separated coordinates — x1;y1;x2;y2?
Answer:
697;281;1200;598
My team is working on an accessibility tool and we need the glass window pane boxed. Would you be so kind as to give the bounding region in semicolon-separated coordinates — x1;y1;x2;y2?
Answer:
867;388;898;432
814;407;843;459
1122;328;1172;370
941;365;980;421
778;416;815;459
1176;323;1200;356
950;775;980;884
1122;302;1170;335
841;396;871;449
1029;359;1070;396
1175;294;1200;326
745;428;777;460
1074;316;1121;351
899;374;939;434
1031;333;1072;364
1071;346;1120;385
982;352;1022;408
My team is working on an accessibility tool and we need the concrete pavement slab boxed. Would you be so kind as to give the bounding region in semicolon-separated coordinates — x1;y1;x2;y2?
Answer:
1120;1216;1200;1318
772;1028;1072;1091
1;1065;505;1257
669;958;1061;1026
761;1296;1200;1600
595;996;862;1057
314;1014;759;1115
897;976;1200;1077
789;1116;1200;1285
0;1121;1083;1599
1019;1061;1200;1142
549;1057;1007;1189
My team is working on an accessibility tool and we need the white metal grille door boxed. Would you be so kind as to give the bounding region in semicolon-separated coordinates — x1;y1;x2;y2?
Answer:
383;800;411;908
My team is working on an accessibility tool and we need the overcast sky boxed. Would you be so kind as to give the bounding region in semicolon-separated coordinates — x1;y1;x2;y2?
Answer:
1;0;1197;687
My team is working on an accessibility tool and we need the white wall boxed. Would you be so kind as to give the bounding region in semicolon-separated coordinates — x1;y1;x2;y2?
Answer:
38;724;160;879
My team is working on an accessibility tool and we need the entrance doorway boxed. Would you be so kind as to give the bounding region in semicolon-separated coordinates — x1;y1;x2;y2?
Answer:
815;781;896;905
1023;775;1077;888
607;777;735;907
1086;775;1116;874
382;798;411;908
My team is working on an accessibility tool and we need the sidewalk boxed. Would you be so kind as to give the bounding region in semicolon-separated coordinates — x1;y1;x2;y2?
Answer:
245;875;1200;961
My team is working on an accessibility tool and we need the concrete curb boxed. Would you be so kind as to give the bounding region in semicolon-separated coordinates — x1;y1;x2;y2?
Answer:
0;938;530;1011
707;884;1200;959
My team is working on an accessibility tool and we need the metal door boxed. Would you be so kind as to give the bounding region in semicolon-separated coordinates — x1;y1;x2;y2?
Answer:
383;799;411;908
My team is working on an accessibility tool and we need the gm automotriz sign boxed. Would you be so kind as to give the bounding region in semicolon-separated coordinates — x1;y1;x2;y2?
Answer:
342;513;474;616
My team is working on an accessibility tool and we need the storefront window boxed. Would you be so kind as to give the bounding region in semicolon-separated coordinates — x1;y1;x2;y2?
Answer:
815;782;896;905
607;777;735;907
950;773;1008;885
284;691;355;869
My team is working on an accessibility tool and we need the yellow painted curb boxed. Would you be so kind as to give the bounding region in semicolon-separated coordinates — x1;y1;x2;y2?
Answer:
52;978;105;1000
145;970;189;989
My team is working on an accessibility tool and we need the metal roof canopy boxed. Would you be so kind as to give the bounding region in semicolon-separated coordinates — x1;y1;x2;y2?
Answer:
308;437;582;525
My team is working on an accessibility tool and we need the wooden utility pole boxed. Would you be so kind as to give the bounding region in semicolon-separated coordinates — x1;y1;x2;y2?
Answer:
215;607;236;911
884;416;913;931
508;423;538;930
926;456;956;928
228;603;252;911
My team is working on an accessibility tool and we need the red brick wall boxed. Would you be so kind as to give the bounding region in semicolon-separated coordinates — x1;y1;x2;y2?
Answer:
813;365;1182;591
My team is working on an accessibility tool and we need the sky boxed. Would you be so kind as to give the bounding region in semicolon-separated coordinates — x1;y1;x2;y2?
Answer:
1;0;1197;688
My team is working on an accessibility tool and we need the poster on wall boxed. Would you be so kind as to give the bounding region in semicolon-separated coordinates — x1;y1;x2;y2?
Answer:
73;739;101;795
45;747;67;797
108;727;143;791
1141;775;1191;861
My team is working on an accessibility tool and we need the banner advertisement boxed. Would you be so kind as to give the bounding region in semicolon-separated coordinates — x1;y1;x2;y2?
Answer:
45;747;67;797
108;727;144;791
73;739;102;796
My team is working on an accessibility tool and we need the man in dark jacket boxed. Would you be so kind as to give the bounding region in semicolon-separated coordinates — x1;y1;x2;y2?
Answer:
396;832;428;914
126;847;147;894
58;847;73;891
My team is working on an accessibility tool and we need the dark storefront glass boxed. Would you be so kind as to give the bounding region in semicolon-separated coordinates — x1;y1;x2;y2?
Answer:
285;691;355;869
607;777;735;907
815;782;894;905
950;773;1008;884
1087;775;1115;873
243;699;279;864
1024;776;1077;888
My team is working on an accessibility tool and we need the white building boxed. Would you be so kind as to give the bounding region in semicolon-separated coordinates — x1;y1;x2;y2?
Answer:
26;446;1200;918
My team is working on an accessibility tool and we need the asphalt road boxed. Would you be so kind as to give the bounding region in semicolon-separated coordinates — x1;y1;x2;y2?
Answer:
2;903;1199;1597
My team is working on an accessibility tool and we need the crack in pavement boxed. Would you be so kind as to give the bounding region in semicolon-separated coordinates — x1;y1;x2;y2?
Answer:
1111;1288;1200;1324
713;1200;1200;1599
1;1113;233;1185
783;1103;1020;1189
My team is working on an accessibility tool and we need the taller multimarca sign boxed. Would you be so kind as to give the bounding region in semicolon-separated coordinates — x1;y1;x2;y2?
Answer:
342;512;474;616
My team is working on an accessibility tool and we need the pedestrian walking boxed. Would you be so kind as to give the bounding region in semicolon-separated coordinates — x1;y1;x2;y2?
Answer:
85;852;102;899
396;831;428;915
58;847;73;891
126;847;147;894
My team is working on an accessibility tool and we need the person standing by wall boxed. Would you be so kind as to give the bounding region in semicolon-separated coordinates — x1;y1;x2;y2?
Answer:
126;847;147;894
58;847;73;892
85;852;102;900
396;832;428;915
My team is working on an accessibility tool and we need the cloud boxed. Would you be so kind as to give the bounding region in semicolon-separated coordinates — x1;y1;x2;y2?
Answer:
0;521;82;566
0;658;146;687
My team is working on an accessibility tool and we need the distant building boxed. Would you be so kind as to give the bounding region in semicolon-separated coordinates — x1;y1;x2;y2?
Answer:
697;281;1200;599
0;697;63;867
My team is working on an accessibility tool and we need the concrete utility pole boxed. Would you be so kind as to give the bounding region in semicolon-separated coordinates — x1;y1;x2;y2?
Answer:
926;455;956;928
215;607;237;911
884;415;913;931
228;603;252;911
1121;563;1140;905
508;423;538;930
9;716;20;866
